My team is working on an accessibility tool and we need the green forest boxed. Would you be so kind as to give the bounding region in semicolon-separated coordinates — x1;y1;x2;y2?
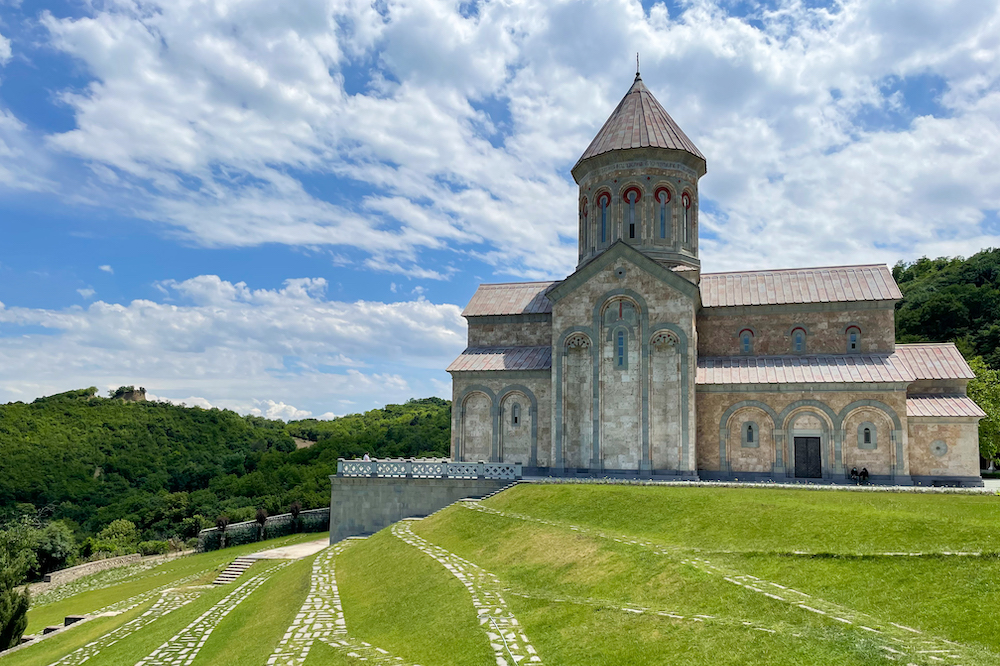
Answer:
2;248;1000;581
0;389;449;571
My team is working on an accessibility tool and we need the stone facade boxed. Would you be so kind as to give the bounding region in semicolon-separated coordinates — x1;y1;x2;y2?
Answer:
447;74;984;486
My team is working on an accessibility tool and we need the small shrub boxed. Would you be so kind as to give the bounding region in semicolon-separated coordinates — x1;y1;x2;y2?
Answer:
137;540;170;556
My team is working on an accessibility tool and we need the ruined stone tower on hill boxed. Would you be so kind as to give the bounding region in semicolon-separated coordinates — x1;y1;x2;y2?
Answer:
447;73;985;487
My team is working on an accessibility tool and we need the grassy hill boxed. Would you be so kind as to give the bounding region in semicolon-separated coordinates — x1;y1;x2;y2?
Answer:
8;484;999;666
0;389;450;543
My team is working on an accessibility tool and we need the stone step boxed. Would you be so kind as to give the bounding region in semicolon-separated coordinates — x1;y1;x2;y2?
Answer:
212;557;258;585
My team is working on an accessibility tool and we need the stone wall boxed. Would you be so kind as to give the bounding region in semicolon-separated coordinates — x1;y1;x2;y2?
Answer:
697;304;895;356
198;507;331;552
467;316;551;347
908;418;981;482
450;372;552;467
696;387;909;480
550;247;698;474
328;477;511;543
42;553;141;585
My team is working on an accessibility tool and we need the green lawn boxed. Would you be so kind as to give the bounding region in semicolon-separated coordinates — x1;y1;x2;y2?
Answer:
336;530;495;666
10;484;1000;666
26;531;328;634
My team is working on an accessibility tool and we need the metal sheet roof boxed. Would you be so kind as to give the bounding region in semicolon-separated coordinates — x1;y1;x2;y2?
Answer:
462;282;557;317
447;346;552;372
699;264;901;308
576;75;704;164
894;343;975;380
907;394;985;418
697;354;915;385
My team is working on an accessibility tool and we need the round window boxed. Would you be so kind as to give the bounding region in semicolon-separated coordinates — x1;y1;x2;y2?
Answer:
930;440;948;457
615;267;627;279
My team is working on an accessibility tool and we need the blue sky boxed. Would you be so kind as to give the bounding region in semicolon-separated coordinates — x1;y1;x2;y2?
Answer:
1;0;999;418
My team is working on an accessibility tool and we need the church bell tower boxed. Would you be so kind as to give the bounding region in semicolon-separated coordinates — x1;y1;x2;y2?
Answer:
571;71;707;276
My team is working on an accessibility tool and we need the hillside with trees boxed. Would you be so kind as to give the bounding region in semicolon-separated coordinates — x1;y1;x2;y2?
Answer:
0;389;450;559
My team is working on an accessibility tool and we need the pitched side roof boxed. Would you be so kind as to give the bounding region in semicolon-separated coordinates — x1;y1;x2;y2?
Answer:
696;354;914;385
462;282;557;317
447;347;552;372
894;343;975;380
907;394;985;418
576;75;704;164
699;264;902;308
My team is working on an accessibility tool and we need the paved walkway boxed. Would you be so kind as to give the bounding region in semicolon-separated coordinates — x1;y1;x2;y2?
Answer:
137;563;288;666
392;519;543;666
267;541;416;666
249;538;329;561
465;501;994;666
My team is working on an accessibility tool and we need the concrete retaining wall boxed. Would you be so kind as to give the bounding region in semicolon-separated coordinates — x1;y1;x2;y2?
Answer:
329;476;511;543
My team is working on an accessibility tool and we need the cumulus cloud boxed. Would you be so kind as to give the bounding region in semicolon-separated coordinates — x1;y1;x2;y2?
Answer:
0;275;465;415
99;264;113;273
76;287;95;299
0;31;10;65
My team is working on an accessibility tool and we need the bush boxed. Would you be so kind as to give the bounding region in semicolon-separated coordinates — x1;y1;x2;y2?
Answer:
95;519;139;555
34;521;77;577
137;540;170;556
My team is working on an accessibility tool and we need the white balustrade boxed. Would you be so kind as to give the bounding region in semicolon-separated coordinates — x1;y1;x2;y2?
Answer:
337;458;521;480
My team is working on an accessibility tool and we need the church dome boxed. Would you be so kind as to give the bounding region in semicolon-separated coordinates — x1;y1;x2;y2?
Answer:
573;73;705;170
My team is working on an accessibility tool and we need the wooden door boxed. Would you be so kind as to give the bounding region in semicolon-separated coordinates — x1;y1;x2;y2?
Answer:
794;437;822;478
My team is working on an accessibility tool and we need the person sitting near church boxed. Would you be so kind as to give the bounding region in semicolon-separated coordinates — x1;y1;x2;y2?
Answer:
859;467;869;484
850;467;859;483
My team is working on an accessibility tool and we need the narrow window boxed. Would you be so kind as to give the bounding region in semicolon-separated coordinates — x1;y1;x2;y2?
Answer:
741;332;752;354
598;193;610;244
863;427;871;445
794;331;804;352
512;403;521;427
747;424;754;443
847;327;860;352
617;330;626;367
627;190;637;239
682;193;691;245
581;199;588;251
657;188;671;239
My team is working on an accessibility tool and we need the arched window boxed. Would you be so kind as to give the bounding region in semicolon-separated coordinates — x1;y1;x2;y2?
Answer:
623;187;641;240
747;424;754;443
597;192;611;244
846;326;861;352
682;192;692;245
616;330;626;368
858;422;877;449
655;187;671;240
742;421;759;448
511;403;521;427
739;329;754;354
580;198;588;251
791;327;806;353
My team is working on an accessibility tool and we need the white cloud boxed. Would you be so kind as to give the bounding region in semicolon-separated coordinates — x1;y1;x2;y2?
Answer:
77;287;95;299
0;32;11;66
0;275;465;414
8;0;999;279
99;264;113;273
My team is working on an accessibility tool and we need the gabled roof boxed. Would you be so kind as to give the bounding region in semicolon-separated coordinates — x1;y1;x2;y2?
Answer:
463;281;557;317
894;343;975;380
575;74;704;166
700;264;901;308
907;394;985;418
696;354;914;385
447;347;552;372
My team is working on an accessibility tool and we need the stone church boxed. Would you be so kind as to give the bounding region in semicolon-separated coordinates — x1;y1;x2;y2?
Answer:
447;73;984;486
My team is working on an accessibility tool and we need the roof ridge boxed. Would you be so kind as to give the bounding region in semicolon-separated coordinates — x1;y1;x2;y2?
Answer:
894;342;961;348
702;264;888;277
477;280;559;287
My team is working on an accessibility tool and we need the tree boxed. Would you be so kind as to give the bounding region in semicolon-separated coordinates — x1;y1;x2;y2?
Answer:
968;357;1000;464
255;508;268;542
34;521;77;577
216;516;230;550
289;501;302;534
94;519;139;556
0;517;37;649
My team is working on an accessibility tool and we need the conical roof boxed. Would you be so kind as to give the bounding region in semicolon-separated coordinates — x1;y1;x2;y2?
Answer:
576;74;704;165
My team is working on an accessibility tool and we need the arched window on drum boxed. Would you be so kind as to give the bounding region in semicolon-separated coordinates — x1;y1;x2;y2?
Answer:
597;191;612;245
682;192;693;246
580;198;589;251
623;186;642;240
654;187;671;240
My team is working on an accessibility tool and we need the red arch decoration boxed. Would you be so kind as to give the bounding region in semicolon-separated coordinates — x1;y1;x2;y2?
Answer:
597;191;612;208
654;187;671;204
682;192;692;208
622;185;642;203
